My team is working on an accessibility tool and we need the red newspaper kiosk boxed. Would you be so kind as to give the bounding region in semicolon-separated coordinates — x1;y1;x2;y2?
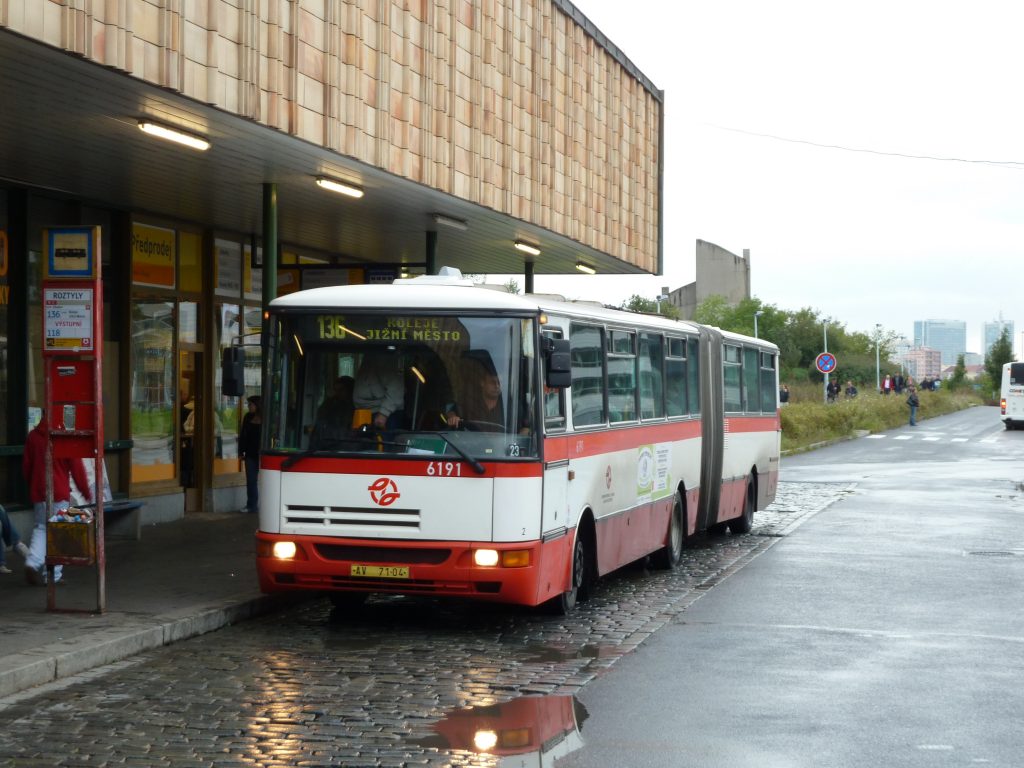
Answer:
41;226;105;613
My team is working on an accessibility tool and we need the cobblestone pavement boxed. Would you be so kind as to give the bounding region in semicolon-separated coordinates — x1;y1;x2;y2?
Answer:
0;482;852;768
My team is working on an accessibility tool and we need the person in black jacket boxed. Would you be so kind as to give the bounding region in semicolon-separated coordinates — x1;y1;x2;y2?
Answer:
239;395;262;513
906;387;920;427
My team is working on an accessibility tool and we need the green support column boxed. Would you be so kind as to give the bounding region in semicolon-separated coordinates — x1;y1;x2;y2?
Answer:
426;230;437;276
261;183;278;398
524;260;534;294
262;183;278;310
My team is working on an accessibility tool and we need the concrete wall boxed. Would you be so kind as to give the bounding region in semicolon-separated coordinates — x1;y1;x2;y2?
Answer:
671;240;751;319
2;0;662;272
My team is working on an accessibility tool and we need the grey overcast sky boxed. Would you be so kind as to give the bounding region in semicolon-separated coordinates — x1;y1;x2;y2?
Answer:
491;0;1024;357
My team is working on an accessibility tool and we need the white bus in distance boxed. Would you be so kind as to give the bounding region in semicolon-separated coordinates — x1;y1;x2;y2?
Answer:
252;273;780;613
1000;361;1024;430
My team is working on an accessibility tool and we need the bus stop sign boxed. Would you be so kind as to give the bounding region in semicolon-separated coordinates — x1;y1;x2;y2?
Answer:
815;352;837;374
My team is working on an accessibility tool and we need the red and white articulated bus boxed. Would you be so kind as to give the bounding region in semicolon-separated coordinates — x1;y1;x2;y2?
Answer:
254;273;780;613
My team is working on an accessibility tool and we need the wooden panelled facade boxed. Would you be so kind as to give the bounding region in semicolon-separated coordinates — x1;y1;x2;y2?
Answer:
2;0;661;272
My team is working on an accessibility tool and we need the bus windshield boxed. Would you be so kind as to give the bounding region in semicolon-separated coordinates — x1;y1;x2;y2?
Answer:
265;311;538;460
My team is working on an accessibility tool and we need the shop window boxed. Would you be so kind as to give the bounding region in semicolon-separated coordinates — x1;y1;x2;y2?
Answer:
130;301;176;483
243;304;263;394
131;223;176;289
214;239;243;298
179;302;198;344
179;231;203;293
214;303;241;476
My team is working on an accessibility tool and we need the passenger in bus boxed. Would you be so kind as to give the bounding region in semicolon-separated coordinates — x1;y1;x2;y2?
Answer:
310;375;354;448
353;349;406;432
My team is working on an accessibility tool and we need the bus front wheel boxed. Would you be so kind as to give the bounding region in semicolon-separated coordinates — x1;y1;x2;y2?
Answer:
545;529;590;615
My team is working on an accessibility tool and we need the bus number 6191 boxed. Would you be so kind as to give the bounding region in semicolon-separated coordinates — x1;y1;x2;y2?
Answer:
427;461;462;477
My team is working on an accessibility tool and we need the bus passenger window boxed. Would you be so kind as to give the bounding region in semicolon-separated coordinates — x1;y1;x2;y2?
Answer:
608;330;637;423
665;337;686;417
760;352;777;413
570;324;605;426
723;345;742;412
639;333;664;419
743;348;761;412
687;337;700;415
541;328;566;431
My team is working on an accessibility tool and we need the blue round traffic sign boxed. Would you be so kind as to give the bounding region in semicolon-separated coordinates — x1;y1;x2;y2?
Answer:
815;352;837;374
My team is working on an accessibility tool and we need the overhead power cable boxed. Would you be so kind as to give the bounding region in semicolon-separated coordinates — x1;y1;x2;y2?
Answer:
708;124;1024;169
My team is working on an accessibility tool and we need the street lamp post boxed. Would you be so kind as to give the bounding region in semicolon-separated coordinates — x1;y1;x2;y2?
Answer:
754;310;764;339
655;286;670;315
875;323;882;393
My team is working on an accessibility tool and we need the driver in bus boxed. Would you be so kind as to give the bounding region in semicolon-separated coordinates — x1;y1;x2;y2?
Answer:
445;356;530;435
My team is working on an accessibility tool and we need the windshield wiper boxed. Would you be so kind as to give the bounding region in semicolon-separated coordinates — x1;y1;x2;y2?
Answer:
280;448;333;470
432;433;486;475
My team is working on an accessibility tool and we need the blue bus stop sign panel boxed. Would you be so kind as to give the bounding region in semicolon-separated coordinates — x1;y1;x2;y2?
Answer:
815;352;837;374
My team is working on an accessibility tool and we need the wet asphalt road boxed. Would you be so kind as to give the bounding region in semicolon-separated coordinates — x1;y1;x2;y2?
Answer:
0;406;1019;767
559;405;1024;768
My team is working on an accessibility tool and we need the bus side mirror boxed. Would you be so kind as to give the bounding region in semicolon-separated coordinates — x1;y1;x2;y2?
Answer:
544;338;571;388
222;347;245;397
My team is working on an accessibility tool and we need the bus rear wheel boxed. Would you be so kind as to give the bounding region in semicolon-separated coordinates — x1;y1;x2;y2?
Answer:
651;491;684;569
729;480;755;535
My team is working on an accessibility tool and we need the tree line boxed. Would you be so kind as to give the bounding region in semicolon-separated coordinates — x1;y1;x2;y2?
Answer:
620;293;1016;395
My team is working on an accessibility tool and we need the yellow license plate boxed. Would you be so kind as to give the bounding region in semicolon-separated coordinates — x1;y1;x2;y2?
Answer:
350;564;409;579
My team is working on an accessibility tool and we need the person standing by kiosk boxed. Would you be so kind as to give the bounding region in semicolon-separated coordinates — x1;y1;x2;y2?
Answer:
239;395;262;514
22;412;93;585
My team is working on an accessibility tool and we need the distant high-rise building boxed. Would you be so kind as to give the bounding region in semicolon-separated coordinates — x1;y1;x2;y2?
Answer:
903;348;943;381
913;319;966;366
983;317;1014;357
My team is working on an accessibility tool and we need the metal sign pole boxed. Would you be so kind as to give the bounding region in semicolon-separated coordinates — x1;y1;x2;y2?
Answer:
41;226;104;613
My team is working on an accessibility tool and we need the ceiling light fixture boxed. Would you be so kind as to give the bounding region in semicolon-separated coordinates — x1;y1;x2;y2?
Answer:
316;176;364;198
575;261;597;275
514;240;541;257
138;121;210;151
432;213;469;231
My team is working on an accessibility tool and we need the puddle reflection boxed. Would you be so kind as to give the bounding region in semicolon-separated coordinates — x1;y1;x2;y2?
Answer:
412;694;588;766
521;643;620;664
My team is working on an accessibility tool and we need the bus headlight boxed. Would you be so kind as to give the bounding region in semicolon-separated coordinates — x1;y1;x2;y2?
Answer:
273;541;298;560
474;549;499;567
473;730;498;751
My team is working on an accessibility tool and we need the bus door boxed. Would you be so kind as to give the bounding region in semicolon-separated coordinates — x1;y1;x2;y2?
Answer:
540;331;570;537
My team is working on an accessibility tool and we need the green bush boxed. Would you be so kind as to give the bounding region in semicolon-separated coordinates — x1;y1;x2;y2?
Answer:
779;388;982;453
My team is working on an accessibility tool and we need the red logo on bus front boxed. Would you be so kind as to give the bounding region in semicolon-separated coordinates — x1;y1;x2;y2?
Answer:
368;477;400;506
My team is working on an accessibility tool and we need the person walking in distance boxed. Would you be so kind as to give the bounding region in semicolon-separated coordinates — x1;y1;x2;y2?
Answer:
22;412;92;585
906;386;920;427
238;395;263;514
